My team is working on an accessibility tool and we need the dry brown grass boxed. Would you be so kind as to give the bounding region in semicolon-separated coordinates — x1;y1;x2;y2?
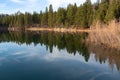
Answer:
87;20;120;49
26;27;92;33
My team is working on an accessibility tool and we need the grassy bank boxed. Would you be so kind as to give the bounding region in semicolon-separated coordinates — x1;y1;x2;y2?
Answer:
87;20;120;49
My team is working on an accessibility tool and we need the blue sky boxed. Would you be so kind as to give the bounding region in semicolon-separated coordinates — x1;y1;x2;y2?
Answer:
0;0;97;14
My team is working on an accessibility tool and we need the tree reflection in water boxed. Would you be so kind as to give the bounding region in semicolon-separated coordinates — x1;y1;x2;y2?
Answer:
0;31;120;71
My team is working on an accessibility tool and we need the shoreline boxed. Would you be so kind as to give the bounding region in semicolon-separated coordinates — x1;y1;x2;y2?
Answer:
2;26;120;50
25;27;94;33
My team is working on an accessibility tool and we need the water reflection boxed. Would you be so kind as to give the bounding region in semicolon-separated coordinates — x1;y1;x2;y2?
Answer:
0;31;89;61
0;31;120;80
88;43;120;71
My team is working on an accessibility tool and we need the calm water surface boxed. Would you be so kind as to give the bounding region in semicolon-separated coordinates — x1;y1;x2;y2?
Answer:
0;31;120;80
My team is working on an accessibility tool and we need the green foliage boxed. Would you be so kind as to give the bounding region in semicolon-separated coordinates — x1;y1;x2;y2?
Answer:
75;1;93;28
32;12;39;25
95;1;109;23
41;8;48;26
105;0;116;22
65;4;75;27
81;1;93;28
24;12;32;27
0;0;120;29
115;0;120;21
56;8;66;27
48;4;53;27
75;5;82;27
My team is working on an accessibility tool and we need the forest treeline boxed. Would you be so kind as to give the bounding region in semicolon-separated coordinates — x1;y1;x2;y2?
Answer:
0;0;120;29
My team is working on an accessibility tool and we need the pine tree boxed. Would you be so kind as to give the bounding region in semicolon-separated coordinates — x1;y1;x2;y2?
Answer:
75;5;82;28
66;4;75;27
39;11;43;26
115;0;120;21
0;0;120;29
105;0;116;22
78;0;93;28
24;12;32;27
32;11;39;25
95;0;109;23
48;4;53;27
56;8;66;27
41;7;48;26
73;3;78;26
53;11;57;27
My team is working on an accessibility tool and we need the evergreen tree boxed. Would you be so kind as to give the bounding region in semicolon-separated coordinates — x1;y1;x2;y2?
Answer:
48;4;53;27
115;0;120;21
95;0;109;23
56;8;66;27
0;0;120;29
39;11;43;26
105;0;116;22
73;3;78;26
41;7;48;26
75;5;83;28
66;4;74;27
24;12;32;27
32;12;39;25
53;11;57;27
78;0;93;28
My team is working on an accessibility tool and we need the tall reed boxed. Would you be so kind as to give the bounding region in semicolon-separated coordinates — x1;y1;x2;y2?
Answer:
87;20;120;49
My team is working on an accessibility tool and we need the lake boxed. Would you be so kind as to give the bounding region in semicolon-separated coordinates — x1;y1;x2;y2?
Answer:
0;31;120;80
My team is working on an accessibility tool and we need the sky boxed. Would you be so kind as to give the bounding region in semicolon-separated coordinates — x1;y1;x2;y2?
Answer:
0;0;97;14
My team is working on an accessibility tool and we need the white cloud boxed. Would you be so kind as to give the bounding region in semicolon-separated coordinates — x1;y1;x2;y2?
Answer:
10;0;25;3
47;0;85;10
43;47;86;62
8;0;42;13
1;0;97;14
47;0;97;11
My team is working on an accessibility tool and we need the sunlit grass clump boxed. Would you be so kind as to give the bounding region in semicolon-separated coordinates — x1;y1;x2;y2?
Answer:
87;20;120;49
